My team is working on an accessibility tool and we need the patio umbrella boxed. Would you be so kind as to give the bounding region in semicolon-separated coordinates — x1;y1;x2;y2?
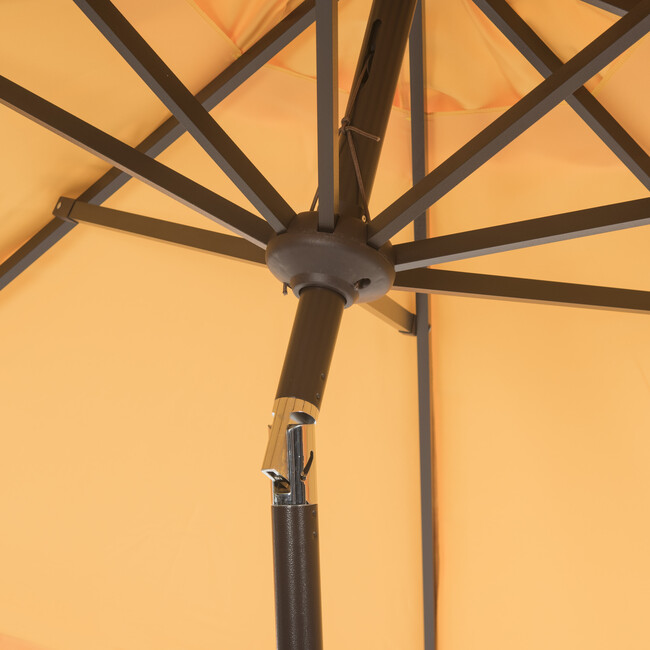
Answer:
0;1;648;649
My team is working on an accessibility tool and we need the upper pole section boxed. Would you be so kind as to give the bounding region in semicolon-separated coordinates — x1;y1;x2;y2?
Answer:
337;0;418;223
275;287;345;407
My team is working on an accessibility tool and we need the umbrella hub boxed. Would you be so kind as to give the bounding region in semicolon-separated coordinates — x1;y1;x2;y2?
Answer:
266;212;394;306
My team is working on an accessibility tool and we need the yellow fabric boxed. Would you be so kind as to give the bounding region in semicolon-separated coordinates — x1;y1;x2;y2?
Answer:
0;0;648;648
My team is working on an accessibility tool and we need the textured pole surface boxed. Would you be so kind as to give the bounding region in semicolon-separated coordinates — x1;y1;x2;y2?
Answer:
272;504;323;650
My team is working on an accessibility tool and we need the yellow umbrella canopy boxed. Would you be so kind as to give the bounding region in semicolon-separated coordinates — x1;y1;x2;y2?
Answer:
0;1;649;649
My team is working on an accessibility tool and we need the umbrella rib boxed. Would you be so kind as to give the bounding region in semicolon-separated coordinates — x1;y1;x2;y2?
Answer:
393;268;650;314
0;1;315;292
53;198;420;330
73;0;295;233
0;218;76;292
473;0;650;191
393;197;650;271
54;198;267;266
580;0;638;16
315;0;340;232
408;2;437;649
80;0;317;205
0;75;273;248
366;0;650;248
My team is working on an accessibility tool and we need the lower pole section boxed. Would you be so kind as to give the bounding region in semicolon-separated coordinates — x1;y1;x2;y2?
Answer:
272;504;323;650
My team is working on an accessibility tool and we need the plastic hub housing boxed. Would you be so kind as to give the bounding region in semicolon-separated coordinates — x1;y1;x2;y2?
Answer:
266;212;395;306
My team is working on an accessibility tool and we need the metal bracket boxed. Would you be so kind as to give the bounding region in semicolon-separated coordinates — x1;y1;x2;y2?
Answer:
52;196;77;223
262;397;319;484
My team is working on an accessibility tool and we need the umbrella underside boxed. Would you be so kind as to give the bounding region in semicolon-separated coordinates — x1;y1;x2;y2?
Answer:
0;0;648;648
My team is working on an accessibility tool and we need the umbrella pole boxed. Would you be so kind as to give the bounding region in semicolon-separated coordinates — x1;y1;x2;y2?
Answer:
263;287;344;650
262;1;417;646
271;440;323;650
